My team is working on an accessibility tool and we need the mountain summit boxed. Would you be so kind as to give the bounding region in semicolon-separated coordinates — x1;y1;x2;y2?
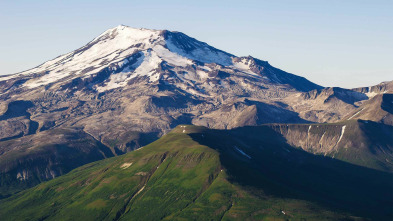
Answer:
1;25;321;93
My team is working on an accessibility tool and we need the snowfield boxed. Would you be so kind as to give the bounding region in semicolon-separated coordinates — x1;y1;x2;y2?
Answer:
3;25;280;92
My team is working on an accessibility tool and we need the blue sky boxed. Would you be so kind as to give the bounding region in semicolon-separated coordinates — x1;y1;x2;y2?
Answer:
0;0;392;88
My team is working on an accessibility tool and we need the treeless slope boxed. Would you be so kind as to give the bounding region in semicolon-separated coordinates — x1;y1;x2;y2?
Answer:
1;125;391;220
343;93;393;125
0;128;114;198
268;120;393;172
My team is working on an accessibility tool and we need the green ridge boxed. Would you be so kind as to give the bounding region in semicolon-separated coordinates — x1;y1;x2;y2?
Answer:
0;125;391;220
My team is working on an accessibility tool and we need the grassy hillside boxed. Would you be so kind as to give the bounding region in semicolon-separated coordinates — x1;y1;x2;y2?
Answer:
1;125;391;220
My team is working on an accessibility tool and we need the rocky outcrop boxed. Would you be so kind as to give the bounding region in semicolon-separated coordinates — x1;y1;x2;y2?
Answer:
343;93;393;125
269;120;393;171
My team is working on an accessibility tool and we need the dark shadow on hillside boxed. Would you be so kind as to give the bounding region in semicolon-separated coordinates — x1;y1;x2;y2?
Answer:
244;99;312;124
381;94;393;114
189;126;393;220
0;100;34;121
0;100;39;140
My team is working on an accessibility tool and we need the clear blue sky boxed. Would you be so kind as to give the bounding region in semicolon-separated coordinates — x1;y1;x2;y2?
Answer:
1;0;392;88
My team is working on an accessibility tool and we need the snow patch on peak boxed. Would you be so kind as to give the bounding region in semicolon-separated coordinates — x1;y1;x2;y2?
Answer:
153;45;192;67
95;50;162;92
5;25;297;93
96;25;161;42
94;26;161;50
231;58;259;77
22;26;164;89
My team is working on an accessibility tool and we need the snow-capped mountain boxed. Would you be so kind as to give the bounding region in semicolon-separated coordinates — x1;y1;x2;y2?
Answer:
0;25;391;193
0;25;320;94
11;26;230;90
1;24;391;145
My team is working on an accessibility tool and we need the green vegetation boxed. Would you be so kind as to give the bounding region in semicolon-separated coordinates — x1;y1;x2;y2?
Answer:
0;124;391;220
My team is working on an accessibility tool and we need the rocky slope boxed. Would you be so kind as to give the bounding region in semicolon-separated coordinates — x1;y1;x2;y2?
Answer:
269;120;393;172
343;93;393;125
284;81;393;123
0;25;326;148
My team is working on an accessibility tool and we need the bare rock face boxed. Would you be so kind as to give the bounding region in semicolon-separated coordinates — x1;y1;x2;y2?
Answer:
0;100;38;142
269;120;393;172
342;93;393;125
284;81;393;123
0;25;391;195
